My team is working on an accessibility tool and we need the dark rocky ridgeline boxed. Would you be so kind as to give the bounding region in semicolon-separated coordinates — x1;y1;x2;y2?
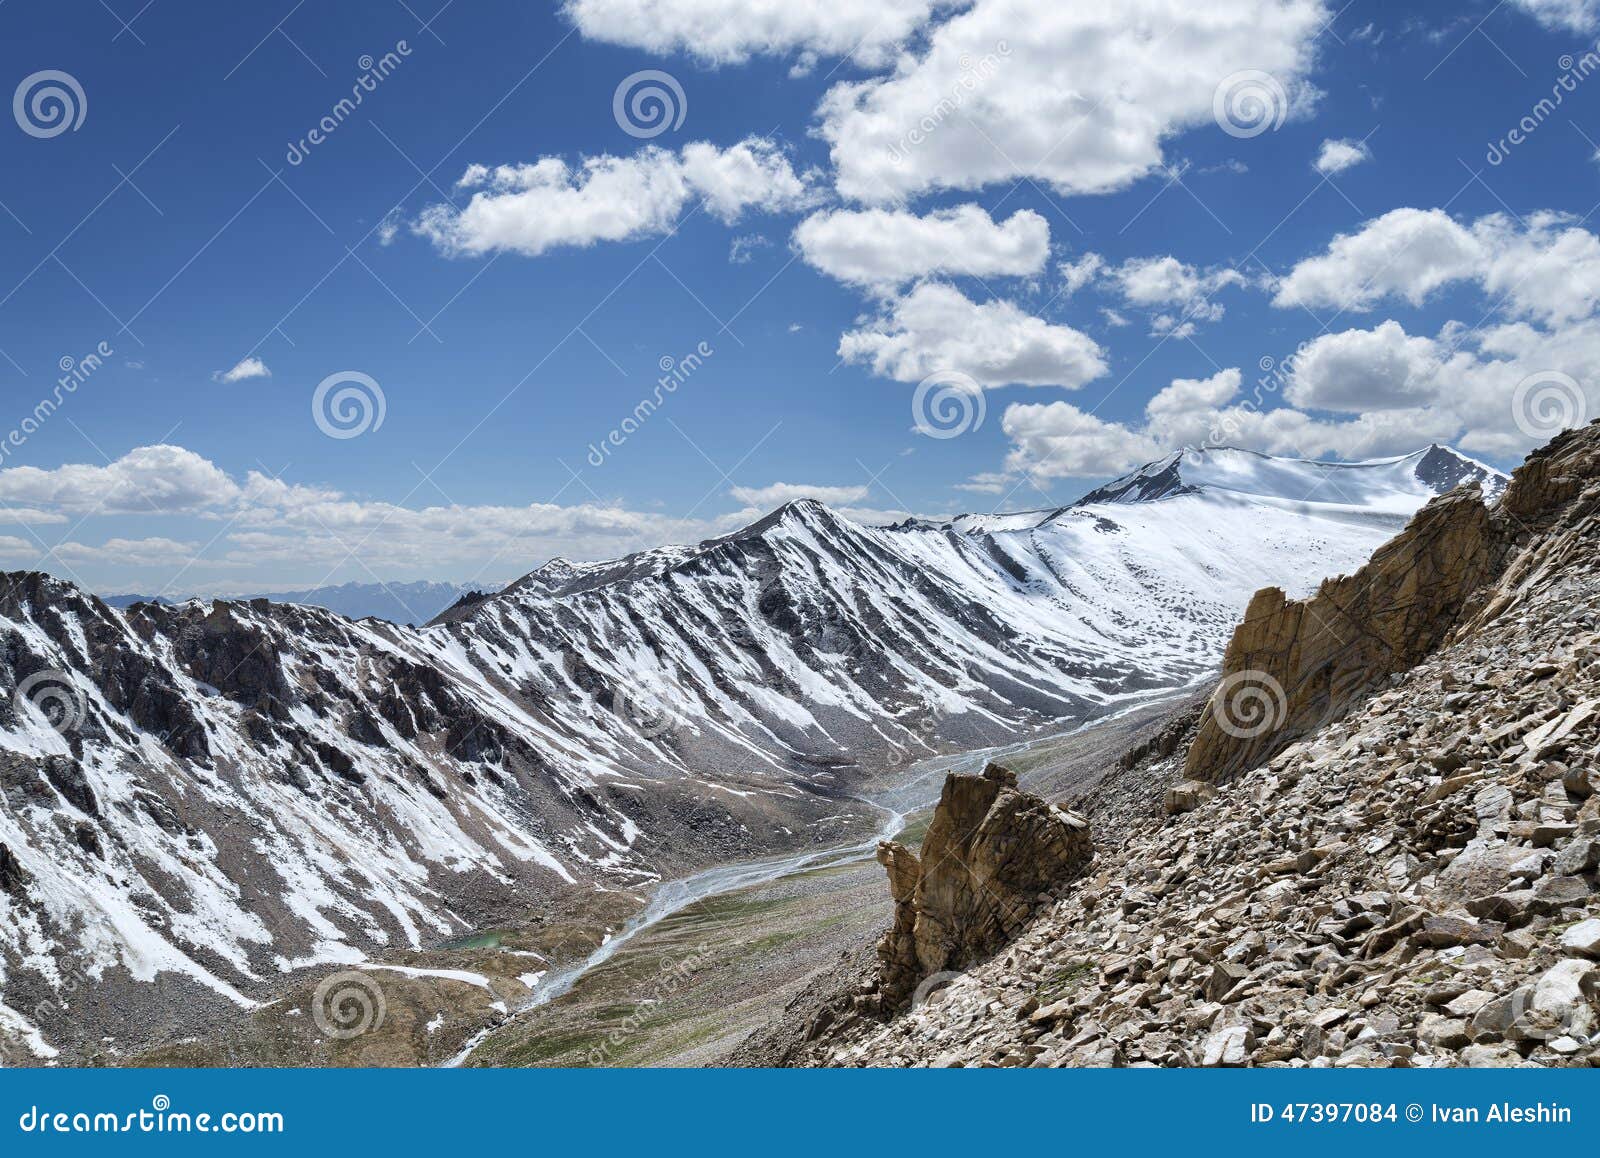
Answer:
771;423;1600;1068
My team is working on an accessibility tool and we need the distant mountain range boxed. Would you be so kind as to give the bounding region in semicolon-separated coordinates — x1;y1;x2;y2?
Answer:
0;443;1507;1060
101;580;492;624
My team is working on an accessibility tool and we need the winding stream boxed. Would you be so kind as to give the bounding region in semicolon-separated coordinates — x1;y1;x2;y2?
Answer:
444;686;1195;1066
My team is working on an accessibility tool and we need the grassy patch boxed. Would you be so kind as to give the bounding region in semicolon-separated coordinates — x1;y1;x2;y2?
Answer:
1036;958;1096;1004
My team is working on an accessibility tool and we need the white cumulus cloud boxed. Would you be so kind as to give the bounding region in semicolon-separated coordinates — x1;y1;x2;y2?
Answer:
0;445;944;588
213;357;270;383
0;445;249;516
1283;320;1445;411
1002;298;1600;481
818;0;1326;203
415;138;814;258
562;0;953;65
1509;0;1600;31
1272;207;1485;311
837;283;1108;389
1108;255;1245;335
1059;253;1106;296
999;363;1470;483
1314;137;1371;174
794;205;1049;290
1273;208;1600;327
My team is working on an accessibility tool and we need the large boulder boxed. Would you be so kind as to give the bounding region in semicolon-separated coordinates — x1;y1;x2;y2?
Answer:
875;763;1091;1010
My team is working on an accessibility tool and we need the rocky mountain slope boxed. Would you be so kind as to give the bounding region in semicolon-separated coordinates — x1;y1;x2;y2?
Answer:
775;426;1600;1068
0;444;1501;1061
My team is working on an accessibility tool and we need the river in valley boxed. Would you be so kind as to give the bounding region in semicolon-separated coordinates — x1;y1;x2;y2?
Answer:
445;686;1198;1067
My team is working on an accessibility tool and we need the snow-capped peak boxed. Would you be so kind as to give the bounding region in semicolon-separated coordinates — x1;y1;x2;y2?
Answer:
1075;444;1507;510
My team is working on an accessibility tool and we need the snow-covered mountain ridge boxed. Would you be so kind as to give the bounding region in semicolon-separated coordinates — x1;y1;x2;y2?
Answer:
1072;444;1505;511
0;445;1505;1057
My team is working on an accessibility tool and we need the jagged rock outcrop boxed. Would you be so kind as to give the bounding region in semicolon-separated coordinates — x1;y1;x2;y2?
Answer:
1186;485;1502;784
1187;424;1600;785
874;764;1091;1010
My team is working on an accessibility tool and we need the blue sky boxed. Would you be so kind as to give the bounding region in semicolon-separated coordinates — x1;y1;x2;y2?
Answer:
2;0;1599;593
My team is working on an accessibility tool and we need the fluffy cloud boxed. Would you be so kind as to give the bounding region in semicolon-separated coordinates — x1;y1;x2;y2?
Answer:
1002;401;1163;480
794;205;1049;290
0;507;67;526
562;0;951;65
51;537;202;567
818;0;1326;203
0;445;746;586
0;445;245;516
1106;255;1245;336
1314;138;1371;175
213;357;270;384
415;138;814;258
1272;208;1482;312
1113;256;1243;309
1002;300;1600;481
999;362;1474;482
837;283;1108;389
1476;212;1600;327
1283;320;1446;411
1290;316;1600;458
727;482;870;507
1272;209;1600;326
1509;0;1600;31
1059;253;1105;296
